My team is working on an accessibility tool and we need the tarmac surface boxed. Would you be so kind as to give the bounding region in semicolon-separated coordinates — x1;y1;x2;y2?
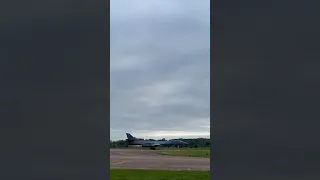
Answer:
110;149;210;171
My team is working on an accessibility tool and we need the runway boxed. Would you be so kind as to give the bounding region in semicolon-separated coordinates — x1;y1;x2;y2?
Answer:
110;149;210;171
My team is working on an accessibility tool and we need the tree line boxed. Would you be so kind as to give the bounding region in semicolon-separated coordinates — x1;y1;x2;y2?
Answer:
110;137;210;148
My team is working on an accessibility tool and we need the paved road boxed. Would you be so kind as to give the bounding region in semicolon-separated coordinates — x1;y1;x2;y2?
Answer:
110;149;210;171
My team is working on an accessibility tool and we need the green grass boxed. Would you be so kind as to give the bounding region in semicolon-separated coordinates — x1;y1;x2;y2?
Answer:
111;147;210;150
158;150;210;158
156;147;210;150
110;169;210;180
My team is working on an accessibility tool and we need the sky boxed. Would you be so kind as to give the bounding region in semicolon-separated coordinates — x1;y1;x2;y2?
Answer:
110;0;210;140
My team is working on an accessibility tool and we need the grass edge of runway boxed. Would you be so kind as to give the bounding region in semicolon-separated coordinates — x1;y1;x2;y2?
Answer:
110;147;210;150
110;169;210;180
157;149;210;158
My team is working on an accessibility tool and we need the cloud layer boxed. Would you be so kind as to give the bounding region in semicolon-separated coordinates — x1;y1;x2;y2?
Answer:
110;0;210;140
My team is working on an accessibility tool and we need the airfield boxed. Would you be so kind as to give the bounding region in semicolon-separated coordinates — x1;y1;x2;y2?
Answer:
110;148;210;171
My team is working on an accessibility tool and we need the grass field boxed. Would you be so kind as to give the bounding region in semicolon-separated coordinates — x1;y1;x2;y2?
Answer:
110;169;210;180
156;147;210;150
158;149;210;158
111;147;210;150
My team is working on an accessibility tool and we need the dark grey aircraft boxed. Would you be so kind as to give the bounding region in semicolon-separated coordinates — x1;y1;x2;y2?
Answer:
126;133;188;150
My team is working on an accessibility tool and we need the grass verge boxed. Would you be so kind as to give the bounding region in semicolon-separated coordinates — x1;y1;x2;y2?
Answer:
110;169;210;180
111;147;210;150
156;147;210;150
158;150;210;158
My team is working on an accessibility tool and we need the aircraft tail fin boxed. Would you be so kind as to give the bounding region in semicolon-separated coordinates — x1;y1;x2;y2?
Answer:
126;133;136;141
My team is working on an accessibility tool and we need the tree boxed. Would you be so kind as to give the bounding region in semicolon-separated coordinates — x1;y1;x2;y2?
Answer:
110;137;210;148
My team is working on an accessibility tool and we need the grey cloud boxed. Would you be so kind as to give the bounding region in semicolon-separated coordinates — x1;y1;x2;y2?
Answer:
110;0;210;140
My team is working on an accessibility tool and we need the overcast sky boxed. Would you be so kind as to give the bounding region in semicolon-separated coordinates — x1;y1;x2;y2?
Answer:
110;0;210;140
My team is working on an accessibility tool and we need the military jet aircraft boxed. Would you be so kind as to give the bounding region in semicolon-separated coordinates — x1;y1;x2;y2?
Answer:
126;133;188;150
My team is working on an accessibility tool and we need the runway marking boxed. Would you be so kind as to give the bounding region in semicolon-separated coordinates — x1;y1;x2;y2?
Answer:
111;160;130;166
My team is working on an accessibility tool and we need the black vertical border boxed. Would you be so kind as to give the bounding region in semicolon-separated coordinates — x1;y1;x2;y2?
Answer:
210;0;214;179
211;0;320;179
0;0;110;179
107;0;111;178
